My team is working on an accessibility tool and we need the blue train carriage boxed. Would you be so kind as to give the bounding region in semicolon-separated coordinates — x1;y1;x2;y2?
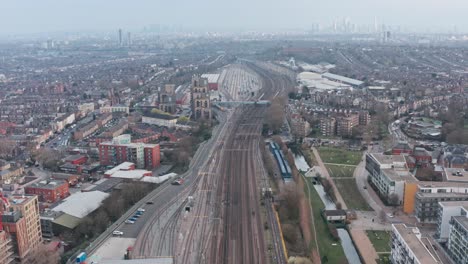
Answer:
273;149;287;177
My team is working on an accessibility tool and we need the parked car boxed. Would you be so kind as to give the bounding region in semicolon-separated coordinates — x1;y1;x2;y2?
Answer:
129;217;137;222
112;231;124;236
137;208;146;212
133;214;141;218
146;201;154;205
125;220;135;224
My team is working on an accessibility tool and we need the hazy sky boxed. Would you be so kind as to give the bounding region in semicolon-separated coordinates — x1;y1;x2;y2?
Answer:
2;0;468;34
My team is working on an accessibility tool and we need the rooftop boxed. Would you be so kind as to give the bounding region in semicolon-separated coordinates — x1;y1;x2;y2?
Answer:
104;162;135;176
201;73;220;83
439;201;468;211
51;191;109;219
109;170;151;180
393;224;441;264
322;72;364;86
381;168;415;182
28;180;67;189
444;168;468;182
369;153;407;166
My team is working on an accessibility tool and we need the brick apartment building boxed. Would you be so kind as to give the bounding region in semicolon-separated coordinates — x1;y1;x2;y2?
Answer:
336;113;359;137
1;195;42;263
25;180;69;203
98;134;160;169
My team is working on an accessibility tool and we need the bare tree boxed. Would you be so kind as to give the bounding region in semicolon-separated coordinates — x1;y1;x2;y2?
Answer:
28;244;60;264
267;97;286;132
0;139;15;158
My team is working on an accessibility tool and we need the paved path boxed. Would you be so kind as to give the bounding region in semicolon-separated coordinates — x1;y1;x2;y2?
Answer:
311;147;347;209
323;162;357;167
353;153;387;213
349;229;378;264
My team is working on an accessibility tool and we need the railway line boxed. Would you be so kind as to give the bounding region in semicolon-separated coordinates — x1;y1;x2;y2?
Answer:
131;60;293;264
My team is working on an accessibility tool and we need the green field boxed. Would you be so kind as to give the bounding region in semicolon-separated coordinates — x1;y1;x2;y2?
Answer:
334;178;373;211
326;164;355;178
318;147;362;165
366;230;391;252
304;178;348;264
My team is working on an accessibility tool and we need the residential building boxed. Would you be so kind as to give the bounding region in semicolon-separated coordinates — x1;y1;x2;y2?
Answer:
25;180;69;203
1;195;42;262
365;153;414;205
391;224;442;264
142;114;178;128
100;105;130;114
98;134;160;169
0;160;24;185
358;110;371;126
77;102;95;116
0;229;14;264
191;76;211;120
288;113;310;138
410;182;468;223
158;84;177;114
320;117;336;136
447;215;468;264
442;144;468;169
1;210;29;262
436;201;468;240
336;113;359;137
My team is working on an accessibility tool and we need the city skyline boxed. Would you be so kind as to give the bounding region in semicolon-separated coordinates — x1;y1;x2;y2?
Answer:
1;0;468;35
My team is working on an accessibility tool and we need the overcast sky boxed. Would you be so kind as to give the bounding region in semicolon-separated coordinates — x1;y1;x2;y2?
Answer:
2;0;468;34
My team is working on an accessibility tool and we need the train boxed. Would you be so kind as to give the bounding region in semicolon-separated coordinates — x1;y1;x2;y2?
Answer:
269;142;293;182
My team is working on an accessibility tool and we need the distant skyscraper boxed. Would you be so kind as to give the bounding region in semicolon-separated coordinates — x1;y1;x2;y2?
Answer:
127;32;131;47
374;17;379;33
118;28;123;47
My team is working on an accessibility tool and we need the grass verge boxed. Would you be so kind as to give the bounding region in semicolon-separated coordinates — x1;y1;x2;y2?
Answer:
334;178;373;211
366;230;391;252
325;164;355;178
304;178;348;264
318;147;362;165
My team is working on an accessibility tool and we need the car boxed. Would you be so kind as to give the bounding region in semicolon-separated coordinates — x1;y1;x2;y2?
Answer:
129;217;137;221
387;213;394;218
137;208;145;212
135;211;143;215
125;220;135;224
133;214;141;218
172;179;184;185
146;201;154;205
112;231;124;236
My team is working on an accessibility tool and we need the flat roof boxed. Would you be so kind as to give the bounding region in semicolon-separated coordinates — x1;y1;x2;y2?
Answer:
417;181;468;188
109;170;151;180
51;191;109;218
322;72;364;86
439;201;468;211
370;153;406;165
28;180;67;190
104;162;135;176
393;224;441;264
52;213;82;229
381;168;415;182
444;167;468;182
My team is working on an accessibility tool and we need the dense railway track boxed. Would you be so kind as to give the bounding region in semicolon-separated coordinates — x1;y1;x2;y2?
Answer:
133;61;293;264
